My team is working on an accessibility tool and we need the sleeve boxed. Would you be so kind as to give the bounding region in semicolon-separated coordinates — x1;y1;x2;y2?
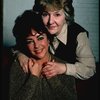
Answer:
10;45;26;59
66;32;96;80
9;60;41;100
47;75;77;100
10;45;20;56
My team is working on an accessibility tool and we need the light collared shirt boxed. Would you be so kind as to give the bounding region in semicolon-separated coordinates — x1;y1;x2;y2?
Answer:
50;23;96;80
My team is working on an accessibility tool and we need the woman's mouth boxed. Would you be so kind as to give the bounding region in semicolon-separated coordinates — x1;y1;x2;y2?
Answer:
47;25;57;30
34;49;43;54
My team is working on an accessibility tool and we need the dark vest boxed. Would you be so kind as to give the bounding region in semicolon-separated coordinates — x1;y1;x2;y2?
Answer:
54;22;88;64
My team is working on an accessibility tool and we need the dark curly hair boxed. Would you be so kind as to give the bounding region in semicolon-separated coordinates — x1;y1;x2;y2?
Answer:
13;9;53;51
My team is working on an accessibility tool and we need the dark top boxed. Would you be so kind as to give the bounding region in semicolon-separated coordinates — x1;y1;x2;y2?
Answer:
9;55;77;100
54;22;88;63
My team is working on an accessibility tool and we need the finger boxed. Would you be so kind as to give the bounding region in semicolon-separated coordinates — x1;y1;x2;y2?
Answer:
43;69;55;76
46;59;55;65
24;64;29;73
21;63;28;73
45;62;54;66
44;71;56;79
22;65;27;73
43;64;55;72
52;59;55;62
42;65;54;72
28;59;34;70
31;58;36;63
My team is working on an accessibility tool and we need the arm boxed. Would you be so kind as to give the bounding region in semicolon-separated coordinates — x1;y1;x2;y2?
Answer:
11;32;96;80
43;32;96;80
11;46;29;73
9;60;41;100
66;32;96;80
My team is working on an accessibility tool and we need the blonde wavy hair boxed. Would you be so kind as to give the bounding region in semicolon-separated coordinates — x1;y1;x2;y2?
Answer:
33;0;74;23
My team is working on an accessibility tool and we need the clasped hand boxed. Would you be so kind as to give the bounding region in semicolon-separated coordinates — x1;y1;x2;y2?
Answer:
18;54;67;78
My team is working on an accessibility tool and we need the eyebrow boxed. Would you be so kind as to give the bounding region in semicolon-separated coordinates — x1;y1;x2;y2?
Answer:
26;38;33;40
37;34;42;38
27;34;44;39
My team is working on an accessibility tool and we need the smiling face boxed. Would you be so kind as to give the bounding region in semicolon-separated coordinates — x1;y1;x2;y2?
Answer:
42;9;66;35
26;29;50;60
33;0;74;35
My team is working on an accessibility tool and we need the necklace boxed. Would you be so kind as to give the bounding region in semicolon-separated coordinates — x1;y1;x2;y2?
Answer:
42;53;52;68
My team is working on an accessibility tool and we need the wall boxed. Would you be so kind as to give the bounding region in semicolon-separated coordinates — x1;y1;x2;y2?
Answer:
3;0;99;62
3;0;35;46
73;0;99;62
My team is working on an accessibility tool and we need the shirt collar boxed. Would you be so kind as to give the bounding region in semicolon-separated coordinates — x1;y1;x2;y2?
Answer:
56;23;68;45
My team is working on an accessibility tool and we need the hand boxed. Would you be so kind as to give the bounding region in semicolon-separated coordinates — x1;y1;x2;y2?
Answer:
28;59;42;77
17;53;29;73
42;60;67;79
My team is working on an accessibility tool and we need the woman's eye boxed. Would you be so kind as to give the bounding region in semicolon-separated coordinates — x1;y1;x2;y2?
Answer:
55;13;61;17
26;40;34;44
38;36;44;40
42;12;49;17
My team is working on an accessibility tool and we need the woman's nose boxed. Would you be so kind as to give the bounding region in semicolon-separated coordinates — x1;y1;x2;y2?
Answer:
49;15;54;24
34;40;39;48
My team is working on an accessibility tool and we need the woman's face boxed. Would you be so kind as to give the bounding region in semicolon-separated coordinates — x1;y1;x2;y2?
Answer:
26;29;49;59
42;9;66;35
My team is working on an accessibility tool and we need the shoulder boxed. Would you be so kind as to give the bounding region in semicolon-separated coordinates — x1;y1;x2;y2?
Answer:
69;22;88;34
51;54;66;63
69;22;86;30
